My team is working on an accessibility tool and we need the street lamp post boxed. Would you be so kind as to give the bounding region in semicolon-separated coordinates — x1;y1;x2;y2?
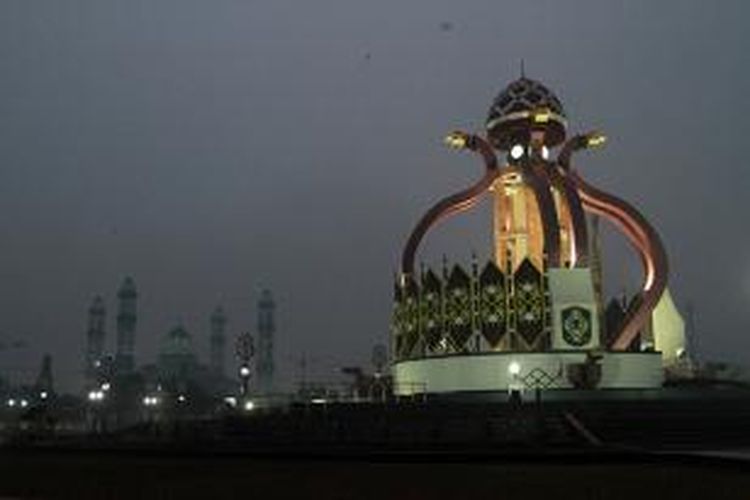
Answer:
239;364;251;395
507;361;522;406
87;388;106;434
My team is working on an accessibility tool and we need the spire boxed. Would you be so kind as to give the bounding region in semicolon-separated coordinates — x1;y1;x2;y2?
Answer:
256;289;276;394
210;305;227;377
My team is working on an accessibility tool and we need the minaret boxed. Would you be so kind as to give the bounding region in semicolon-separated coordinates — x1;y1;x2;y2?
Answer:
209;306;227;377
115;277;137;374
85;296;106;381
256;289;275;393
35;354;55;397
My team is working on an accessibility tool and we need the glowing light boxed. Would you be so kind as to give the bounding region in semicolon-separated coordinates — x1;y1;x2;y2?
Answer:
224;396;237;407
7;399;16;407
510;144;524;160
244;400;255;411
586;132;607;148
89;390;105;402
311;398;327;404
508;361;521;376
40;391;48;400
541;145;550;160
101;382;110;392
177;394;186;403
20;399;28;408
239;366;251;377
142;396;160;406
444;131;468;150
533;109;550;123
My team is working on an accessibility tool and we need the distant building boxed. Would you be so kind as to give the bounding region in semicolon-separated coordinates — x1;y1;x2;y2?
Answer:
158;325;198;382
115;277;138;374
34;354;55;398
79;279;256;424
256;290;275;393
138;324;228;411
209;306;227;378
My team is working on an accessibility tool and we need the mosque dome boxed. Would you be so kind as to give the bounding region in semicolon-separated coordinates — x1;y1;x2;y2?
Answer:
161;325;194;357
485;77;567;150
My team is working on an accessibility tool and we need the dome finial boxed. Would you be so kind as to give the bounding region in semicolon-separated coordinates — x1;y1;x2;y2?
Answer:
485;76;568;150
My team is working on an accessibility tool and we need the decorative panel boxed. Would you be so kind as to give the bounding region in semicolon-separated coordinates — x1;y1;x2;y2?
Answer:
478;261;506;347
445;264;473;350
513;258;545;345
420;269;443;351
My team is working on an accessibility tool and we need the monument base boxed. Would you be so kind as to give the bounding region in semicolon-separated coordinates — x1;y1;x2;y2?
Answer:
392;350;663;395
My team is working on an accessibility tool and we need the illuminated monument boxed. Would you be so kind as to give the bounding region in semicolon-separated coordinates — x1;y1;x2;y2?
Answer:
391;77;686;394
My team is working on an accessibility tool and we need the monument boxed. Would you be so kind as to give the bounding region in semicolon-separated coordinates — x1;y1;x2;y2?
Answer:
391;76;686;395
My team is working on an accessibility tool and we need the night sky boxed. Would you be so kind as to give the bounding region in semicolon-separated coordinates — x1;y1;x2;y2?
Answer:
1;1;749;391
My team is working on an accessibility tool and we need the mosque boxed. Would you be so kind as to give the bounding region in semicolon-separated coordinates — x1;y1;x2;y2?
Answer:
391;76;687;395
83;279;277;417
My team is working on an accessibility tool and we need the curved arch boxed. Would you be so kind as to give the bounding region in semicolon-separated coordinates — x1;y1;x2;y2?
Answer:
557;135;589;171
524;162;561;267
549;165;589;267
401;134;499;276
571;171;668;350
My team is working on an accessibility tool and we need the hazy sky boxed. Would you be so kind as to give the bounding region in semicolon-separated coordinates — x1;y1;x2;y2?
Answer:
1;0;749;391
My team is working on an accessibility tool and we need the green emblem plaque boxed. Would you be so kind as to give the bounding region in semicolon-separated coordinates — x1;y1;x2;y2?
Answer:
561;306;592;346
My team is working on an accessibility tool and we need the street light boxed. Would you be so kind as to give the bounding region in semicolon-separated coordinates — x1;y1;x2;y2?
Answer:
142;396;160;407
88;390;105;402
507;361;523;404
508;361;521;376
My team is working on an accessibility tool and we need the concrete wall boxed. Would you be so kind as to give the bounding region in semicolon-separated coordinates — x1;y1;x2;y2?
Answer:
652;287;686;367
393;351;663;395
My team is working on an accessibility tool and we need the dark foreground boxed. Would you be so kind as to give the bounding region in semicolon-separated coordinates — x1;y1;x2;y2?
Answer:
3;391;750;499
1;448;749;499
